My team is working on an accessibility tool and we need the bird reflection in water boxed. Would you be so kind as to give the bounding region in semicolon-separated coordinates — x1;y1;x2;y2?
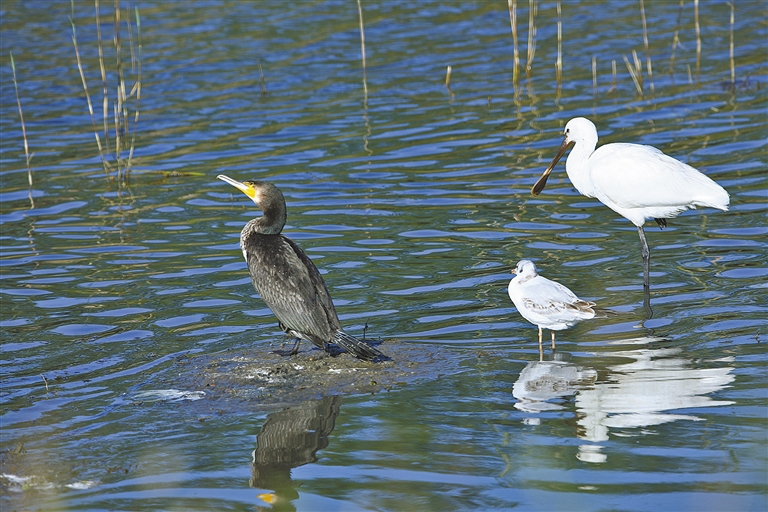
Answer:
251;396;342;511
513;352;597;416
511;337;735;464
574;340;735;463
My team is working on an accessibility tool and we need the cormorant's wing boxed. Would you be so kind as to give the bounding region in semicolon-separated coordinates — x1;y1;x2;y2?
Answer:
284;237;341;330
285;238;387;361
244;234;339;347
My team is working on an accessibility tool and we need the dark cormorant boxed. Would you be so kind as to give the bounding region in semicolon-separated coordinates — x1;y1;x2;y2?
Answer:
217;174;386;361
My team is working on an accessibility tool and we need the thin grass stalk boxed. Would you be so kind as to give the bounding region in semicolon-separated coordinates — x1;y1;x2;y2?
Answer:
70;4;110;174
639;0;654;93
632;49;643;90
125;5;136;74
694;0;701;79
669;0;685;84
113;0;129;179
525;0;537;77
555;0;562;85
727;1;735;86
258;58;267;96
508;0;519;87
623;54;643;95
607;59;617;94
126;6;141;165
687;63;693;84
592;56;597;98
10;52;33;188
445;65;452;88
114;102;121;170
356;0;368;100
95;0;110;155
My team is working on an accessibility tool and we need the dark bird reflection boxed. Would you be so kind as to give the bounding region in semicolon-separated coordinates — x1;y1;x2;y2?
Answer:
251;396;342;510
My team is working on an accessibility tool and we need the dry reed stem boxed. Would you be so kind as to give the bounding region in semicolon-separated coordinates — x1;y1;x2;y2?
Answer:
72;0;141;179
258;58;267;95
525;0;537;77
555;0;562;85
669;0;685;84
607;59;617;95
592;56;597;98
70;4;110;173
639;0;654;93
356;0;368;100
687;63;693;84
113;103;121;173
623;54;643;95
110;0;132;179
445;65;452;88
116;5;129;130
10;52;33;188
114;1;127;178
694;0;701;79
125;6;136;74
727;1;735;86
127;6;141;165
508;0;519;87
95;0;110;153
632;49;643;90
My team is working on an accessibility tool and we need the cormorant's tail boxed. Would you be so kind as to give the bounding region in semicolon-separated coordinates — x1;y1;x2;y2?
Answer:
333;330;388;362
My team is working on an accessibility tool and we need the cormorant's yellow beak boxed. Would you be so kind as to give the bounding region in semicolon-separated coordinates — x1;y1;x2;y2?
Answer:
257;493;278;505
217;174;257;201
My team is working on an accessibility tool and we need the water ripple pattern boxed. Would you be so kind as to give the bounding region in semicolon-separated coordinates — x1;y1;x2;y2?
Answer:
1;1;766;510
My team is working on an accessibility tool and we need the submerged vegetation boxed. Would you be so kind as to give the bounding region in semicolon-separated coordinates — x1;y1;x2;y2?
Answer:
70;0;142;181
9;51;33;197
501;0;747;100
5;1;752;187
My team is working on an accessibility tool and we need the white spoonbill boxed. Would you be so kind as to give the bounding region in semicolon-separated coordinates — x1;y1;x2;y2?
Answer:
508;259;596;353
532;117;729;288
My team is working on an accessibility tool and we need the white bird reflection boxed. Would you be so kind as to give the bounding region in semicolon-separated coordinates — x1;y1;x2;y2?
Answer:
513;354;597;414
512;337;735;464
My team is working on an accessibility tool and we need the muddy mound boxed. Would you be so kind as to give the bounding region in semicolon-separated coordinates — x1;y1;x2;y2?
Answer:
175;339;463;412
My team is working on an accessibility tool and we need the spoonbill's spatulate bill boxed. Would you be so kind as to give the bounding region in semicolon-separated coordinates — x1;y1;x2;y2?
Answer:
507;260;595;353
531;117;729;288
217;174;387;362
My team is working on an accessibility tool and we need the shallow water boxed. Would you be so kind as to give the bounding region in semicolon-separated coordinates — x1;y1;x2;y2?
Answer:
1;1;766;510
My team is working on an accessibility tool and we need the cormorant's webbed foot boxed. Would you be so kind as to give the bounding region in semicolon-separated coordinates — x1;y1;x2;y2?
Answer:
272;338;302;357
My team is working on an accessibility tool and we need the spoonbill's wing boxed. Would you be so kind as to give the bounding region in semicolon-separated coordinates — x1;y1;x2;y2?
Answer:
588;143;729;210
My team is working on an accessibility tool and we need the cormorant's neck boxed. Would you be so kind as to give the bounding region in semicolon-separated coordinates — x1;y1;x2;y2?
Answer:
254;200;286;235
254;208;285;235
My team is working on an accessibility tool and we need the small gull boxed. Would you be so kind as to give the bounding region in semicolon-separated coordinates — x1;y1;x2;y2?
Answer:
508;259;595;354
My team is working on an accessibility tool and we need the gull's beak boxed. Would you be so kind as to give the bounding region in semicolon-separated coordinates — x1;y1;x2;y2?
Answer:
511;268;517;275
218;174;257;201
531;136;575;196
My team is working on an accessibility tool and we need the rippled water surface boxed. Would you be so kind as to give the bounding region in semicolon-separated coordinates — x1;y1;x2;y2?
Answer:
1;1;767;510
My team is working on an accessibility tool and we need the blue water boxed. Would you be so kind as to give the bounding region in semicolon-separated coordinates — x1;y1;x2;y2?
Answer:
1;1;766;510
